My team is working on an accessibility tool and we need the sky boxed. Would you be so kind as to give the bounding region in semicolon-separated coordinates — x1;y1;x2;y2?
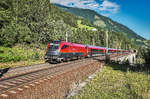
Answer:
50;0;150;39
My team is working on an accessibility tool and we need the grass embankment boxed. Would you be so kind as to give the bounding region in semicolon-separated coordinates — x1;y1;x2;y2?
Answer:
0;45;45;69
70;63;150;99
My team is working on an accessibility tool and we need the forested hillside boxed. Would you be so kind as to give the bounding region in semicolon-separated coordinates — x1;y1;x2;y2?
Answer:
0;0;137;50
54;4;146;45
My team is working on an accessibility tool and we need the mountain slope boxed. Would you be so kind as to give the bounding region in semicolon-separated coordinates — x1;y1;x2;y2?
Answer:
0;1;138;50
54;4;145;45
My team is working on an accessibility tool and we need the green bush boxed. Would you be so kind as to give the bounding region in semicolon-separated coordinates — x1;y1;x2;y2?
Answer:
0;45;44;63
0;49;4;53
32;52;40;60
138;45;150;65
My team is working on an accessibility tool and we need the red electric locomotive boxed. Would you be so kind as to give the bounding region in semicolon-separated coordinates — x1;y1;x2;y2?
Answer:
45;40;87;63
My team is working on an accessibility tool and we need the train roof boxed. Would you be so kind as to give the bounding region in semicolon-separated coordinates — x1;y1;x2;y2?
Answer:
72;43;86;47
50;40;127;51
87;45;106;49
61;41;85;47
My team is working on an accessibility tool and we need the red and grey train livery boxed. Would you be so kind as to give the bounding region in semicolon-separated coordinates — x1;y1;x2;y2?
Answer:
45;40;128;63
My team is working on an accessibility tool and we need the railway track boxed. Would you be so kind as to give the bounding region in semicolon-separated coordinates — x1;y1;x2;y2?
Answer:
0;63;49;80
0;58;95;98
0;54;128;98
0;54;127;81
0;59;84;80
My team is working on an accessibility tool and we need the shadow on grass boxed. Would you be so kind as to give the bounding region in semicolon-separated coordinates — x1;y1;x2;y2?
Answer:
108;61;150;74
92;57;150;74
0;67;10;78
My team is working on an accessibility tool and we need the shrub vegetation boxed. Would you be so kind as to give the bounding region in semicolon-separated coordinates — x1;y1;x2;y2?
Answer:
0;45;44;62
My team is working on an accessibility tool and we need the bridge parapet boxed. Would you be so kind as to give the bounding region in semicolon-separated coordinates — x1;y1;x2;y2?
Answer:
109;53;136;65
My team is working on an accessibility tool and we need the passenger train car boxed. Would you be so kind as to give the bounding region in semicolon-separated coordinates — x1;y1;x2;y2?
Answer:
45;40;128;63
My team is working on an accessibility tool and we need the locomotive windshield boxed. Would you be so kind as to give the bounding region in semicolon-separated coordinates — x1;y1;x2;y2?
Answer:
49;44;59;49
48;40;61;50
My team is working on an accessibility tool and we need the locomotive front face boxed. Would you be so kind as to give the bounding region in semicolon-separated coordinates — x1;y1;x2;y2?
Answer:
45;41;61;61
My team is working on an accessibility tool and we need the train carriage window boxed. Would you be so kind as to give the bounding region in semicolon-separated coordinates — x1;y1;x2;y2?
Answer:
108;50;112;53
91;49;98;52
99;49;104;52
61;45;68;49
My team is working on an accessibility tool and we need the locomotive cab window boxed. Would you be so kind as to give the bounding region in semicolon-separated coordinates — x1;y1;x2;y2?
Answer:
49;45;59;49
61;45;68;49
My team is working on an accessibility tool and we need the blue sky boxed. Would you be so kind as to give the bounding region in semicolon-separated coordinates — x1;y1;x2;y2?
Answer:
50;0;150;39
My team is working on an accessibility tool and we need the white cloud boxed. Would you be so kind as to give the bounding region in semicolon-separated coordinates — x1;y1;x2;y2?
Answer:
50;0;99;9
99;0;119;13
50;0;120;15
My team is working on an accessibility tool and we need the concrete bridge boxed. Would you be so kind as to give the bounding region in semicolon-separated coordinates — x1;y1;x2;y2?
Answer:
109;53;137;65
